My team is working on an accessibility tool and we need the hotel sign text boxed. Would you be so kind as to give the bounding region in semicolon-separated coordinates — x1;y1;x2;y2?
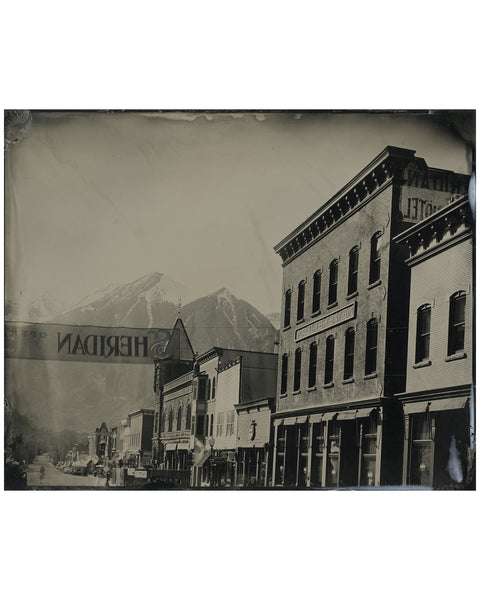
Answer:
295;303;356;342
4;321;170;364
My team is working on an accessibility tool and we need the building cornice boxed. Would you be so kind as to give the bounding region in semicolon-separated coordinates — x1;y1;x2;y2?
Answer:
273;146;418;265
394;196;472;265
395;384;471;404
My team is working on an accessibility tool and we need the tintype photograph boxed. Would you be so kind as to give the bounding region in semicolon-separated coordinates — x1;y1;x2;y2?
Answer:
4;109;475;491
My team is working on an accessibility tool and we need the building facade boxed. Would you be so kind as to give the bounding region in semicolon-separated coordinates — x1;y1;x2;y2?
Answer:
272;146;470;488
151;318;196;464
395;196;474;489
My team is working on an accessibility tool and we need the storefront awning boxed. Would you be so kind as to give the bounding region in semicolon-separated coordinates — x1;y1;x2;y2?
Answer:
274;419;283;427
283;417;297;426
296;415;308;424
177;442;190;451
194;452;210;468
164;443;177;452
336;411;357;421
403;401;430;415
427;397;469;412
322;412;338;421
355;407;376;419
309;414;324;424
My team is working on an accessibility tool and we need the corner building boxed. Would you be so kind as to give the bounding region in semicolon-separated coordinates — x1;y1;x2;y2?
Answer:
272;146;469;488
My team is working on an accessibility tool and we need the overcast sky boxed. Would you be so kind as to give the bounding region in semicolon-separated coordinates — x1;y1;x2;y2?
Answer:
5;111;472;316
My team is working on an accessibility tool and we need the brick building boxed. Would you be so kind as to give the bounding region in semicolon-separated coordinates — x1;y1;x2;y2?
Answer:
272;146;469;488
395;196;474;488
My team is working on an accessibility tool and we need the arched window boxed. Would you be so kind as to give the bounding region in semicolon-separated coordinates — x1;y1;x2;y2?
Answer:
168;409;173;432
369;232;382;284
294;348;302;392
212;377;216;399
205;414;209;437
312;270;321;313
210;414;214;437
365;319;378;375
448;291;466;355
185;404;192;430
297;280;306;321
160;413;165;433
415;304;431;363
177;406;182;430
348;246;359;295
343;328;355;380
281;354;288;395
328;260;338;306
308;342;317;388
207;378;211;400
324;335;335;384
284;289;292;328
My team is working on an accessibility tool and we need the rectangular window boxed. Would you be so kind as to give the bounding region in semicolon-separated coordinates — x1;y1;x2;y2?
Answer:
281;354;288;395
324;336;335;384
226;411;235;436
365;320;378;375
448;293;466;355
308;343;317;388
284;290;292;328
294;349;302;391
297;281;305;321
348;248;359;295
415;305;431;362
312;271;321;313
369;234;381;284
343;329;355;380
328;261;338;305
216;412;225;438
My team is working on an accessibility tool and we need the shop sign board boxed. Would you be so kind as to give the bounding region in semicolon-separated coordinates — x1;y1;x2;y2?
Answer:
295;303;356;342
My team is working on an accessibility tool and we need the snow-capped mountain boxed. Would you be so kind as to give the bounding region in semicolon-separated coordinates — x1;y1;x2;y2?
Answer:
56;272;195;327
182;288;278;354
5;274;279;432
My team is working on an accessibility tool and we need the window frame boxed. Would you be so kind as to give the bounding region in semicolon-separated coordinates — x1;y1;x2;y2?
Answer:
347;246;359;295
294;348;302;392
297;280;306;321
448;291;466;356
343;327;355;380
280;353;288;395
369;232;382;284
365;319;378;375
284;289;292;328
308;342;318;388
312;270;322;313
415;304;431;363
328;260;338;306
324;335;335;384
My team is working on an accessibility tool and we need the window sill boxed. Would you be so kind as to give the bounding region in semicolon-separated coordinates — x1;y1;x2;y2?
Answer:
296;318;305;325
445;352;467;362
280;393;287;398
367;280;382;290
413;360;432;369
364;372;378;380
311;309;321;318
293;390;301;395
323;382;334;389
307;385;317;392
282;325;291;332
327;301;338;310
346;291;358;300
342;378;355;385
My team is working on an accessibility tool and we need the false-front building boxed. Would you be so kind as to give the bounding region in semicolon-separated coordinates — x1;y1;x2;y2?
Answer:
394;195;474;489
272;146;470;488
